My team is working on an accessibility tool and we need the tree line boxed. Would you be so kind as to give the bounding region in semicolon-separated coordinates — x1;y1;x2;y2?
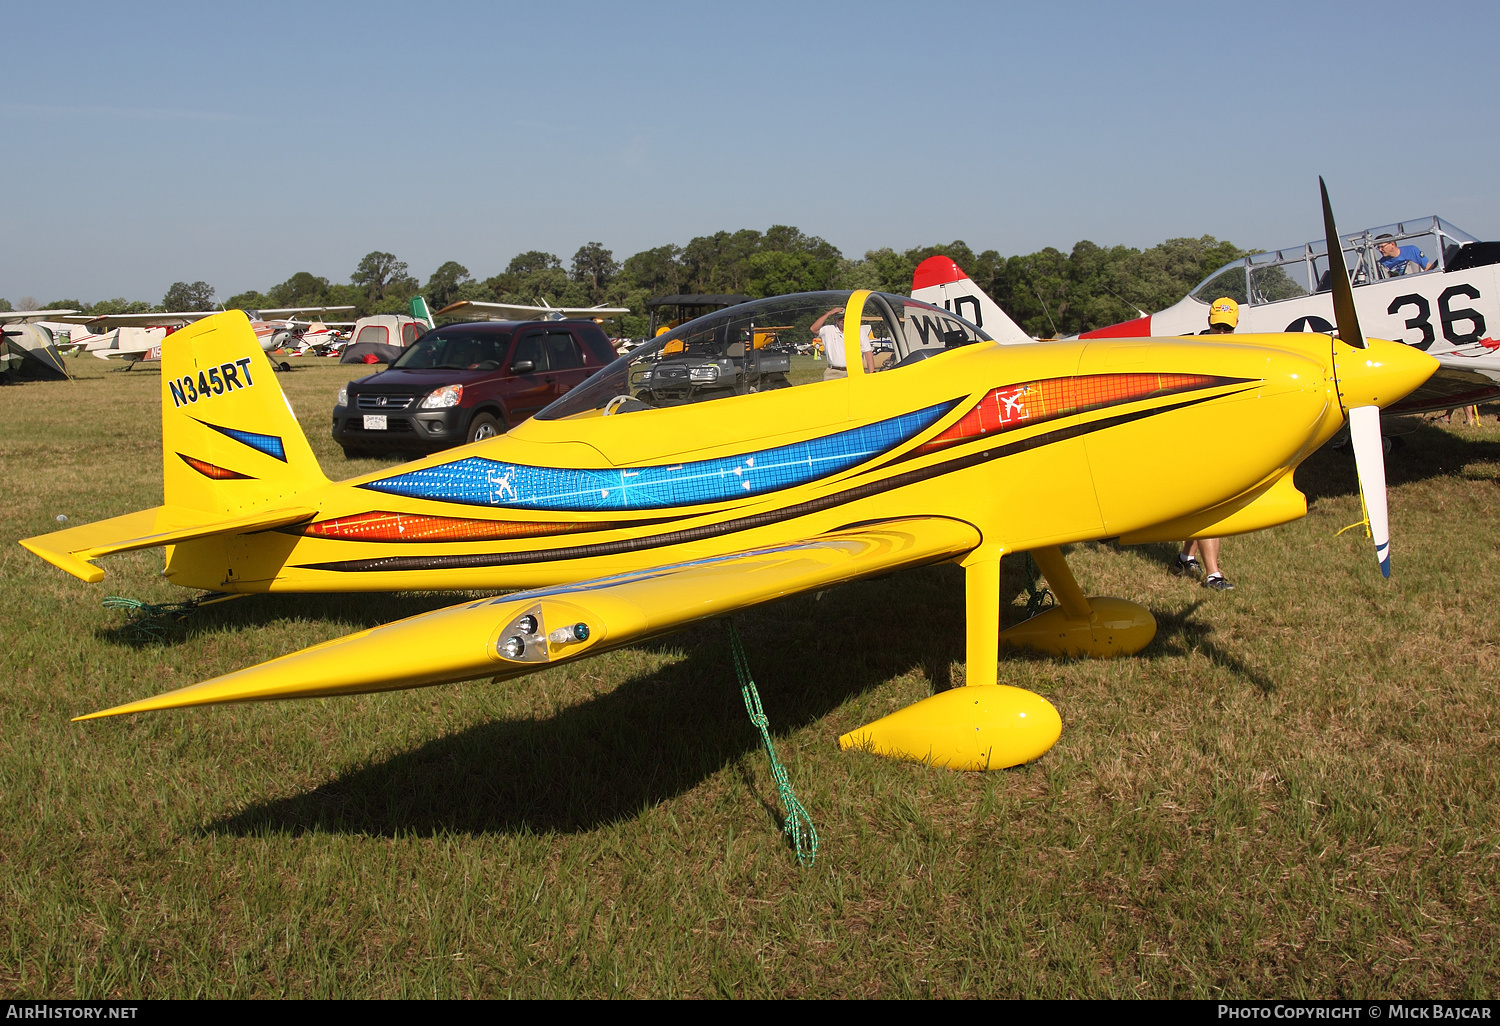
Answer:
6;229;1248;339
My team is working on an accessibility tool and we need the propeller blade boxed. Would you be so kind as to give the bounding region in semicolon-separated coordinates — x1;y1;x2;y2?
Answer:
1348;405;1391;577
1319;175;1366;350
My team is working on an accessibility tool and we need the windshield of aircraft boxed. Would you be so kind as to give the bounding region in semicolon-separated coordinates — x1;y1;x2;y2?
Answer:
537;291;991;420
1188;217;1481;308
389;328;512;370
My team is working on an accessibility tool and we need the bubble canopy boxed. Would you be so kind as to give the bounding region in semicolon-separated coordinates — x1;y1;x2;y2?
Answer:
537;290;992;421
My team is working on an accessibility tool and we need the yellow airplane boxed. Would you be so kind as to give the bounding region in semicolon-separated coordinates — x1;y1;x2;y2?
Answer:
21;185;1436;772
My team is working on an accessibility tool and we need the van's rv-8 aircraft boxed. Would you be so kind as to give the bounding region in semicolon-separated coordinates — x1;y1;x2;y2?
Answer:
910;215;1499;418
20;185;1437;775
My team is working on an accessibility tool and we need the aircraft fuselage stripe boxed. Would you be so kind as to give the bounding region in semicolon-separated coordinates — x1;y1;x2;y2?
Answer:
294;390;1238;574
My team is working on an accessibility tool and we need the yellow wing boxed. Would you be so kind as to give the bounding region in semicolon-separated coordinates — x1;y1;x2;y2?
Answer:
78;516;982;720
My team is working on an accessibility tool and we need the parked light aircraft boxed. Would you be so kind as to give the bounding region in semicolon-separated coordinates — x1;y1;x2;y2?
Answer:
0;311;95;356
57;306;356;365
0;315;155;361
20;186;1435;773
1070;216;1500;415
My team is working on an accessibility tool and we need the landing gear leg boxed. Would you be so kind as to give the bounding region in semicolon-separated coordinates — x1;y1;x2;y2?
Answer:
963;552;1001;688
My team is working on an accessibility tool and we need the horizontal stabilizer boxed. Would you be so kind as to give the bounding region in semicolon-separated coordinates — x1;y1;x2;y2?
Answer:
77;516;981;719
21;505;316;584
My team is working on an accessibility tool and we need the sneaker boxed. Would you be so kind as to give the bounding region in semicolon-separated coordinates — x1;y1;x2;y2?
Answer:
1204;574;1235;591
1172;555;1202;577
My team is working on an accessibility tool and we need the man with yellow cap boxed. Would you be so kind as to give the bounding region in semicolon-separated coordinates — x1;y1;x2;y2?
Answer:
1173;297;1238;589
1204;297;1238;335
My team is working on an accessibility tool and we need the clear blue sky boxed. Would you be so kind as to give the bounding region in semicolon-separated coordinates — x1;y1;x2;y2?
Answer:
3;0;1495;304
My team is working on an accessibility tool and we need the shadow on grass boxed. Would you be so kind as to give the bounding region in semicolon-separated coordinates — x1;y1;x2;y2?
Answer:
1146;599;1276;695
200;560;1278;839
1296;421;1500;504
1122;541;1187;572
205;565;972;839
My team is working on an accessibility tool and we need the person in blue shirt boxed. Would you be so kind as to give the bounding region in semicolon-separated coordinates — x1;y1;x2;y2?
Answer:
1375;235;1434;276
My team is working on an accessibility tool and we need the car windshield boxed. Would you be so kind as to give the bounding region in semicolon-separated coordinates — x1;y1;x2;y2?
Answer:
390;328;510;370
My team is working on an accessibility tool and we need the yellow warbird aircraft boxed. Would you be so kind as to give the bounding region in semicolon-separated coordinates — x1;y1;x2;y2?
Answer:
21;187;1435;772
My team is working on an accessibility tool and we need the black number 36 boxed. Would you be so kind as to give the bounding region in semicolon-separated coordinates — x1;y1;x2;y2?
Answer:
1388;285;1487;349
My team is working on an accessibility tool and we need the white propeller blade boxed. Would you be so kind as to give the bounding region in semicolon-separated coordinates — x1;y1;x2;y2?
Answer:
1347;404;1391;578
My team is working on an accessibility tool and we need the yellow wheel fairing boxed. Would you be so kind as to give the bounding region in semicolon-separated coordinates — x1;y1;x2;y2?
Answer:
997;598;1156;660
838;685;1063;772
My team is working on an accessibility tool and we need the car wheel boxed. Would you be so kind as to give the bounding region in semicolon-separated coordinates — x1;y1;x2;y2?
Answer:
466;412;504;444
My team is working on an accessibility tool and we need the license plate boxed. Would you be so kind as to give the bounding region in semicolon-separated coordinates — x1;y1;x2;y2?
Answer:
363;415;388;430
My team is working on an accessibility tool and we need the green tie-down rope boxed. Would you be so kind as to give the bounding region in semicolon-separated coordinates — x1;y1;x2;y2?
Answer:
727;621;818;867
1023;551;1056;618
101;595;205;643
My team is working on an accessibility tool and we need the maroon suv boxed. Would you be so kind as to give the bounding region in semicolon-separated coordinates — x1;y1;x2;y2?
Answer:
332;319;618;458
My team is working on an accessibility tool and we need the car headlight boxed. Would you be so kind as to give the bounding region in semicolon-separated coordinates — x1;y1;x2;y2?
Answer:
336;385;348;408
688;365;720;383
419;384;463;408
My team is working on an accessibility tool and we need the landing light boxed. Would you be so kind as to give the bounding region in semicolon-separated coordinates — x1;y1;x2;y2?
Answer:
516;615;538;635
500;635;525;659
549;623;590;645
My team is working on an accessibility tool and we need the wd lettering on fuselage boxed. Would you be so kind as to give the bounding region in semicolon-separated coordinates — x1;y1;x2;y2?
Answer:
169;358;256;409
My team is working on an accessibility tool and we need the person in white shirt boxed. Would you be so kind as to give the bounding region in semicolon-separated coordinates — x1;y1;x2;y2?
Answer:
810;306;875;380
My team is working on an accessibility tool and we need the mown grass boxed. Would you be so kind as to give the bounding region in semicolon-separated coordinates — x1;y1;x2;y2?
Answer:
1;356;1498;998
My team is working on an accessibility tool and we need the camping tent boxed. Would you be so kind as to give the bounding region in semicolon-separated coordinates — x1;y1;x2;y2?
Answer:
0;324;69;383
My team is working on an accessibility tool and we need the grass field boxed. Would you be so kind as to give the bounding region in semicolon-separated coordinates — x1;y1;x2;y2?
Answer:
2;355;1498;998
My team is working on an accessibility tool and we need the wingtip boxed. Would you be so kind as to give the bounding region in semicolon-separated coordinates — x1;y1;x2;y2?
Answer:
73;692;206;721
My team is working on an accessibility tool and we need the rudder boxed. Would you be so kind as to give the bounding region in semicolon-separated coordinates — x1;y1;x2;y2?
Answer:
911;256;1035;345
161;311;327;513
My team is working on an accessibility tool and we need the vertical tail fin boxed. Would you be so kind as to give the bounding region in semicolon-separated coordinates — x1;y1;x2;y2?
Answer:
161;311;328;514
410;295;435;331
910;256;1034;345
